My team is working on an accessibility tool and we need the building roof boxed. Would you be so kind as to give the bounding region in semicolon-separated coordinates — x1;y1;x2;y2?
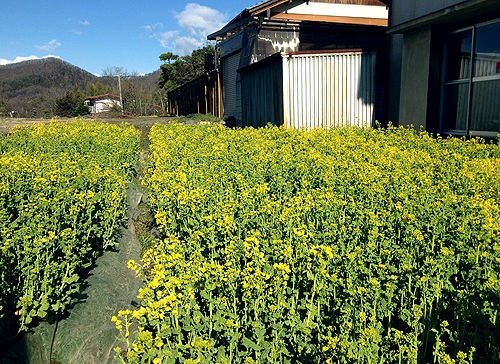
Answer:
208;0;388;40
84;94;121;101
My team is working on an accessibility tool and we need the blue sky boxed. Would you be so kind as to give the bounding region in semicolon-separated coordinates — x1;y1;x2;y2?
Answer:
0;1;256;75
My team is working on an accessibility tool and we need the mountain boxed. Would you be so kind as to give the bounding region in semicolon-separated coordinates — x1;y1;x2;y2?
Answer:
0;58;98;117
0;57;162;118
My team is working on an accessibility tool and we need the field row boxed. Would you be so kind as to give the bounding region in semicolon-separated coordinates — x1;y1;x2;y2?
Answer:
0;121;497;363
0;120;140;334
116;124;499;363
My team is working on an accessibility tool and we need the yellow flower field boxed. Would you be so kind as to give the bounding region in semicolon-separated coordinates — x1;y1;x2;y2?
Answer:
0;120;140;333
117;124;499;363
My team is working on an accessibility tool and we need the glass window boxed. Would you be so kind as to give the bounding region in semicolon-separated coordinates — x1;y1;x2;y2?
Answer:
445;30;472;81
470;79;500;132
474;22;500;78
441;19;500;136
442;83;469;131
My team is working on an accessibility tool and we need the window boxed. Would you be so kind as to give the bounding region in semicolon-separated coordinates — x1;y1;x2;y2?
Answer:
441;19;500;137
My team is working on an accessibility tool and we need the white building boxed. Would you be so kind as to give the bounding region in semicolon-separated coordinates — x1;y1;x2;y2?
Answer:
84;94;122;113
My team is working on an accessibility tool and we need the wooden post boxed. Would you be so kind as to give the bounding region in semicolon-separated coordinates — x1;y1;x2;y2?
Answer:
217;70;222;118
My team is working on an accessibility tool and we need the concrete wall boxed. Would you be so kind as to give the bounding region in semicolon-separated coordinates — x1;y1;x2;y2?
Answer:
388;0;500;132
391;0;466;26
386;34;403;123
398;27;432;128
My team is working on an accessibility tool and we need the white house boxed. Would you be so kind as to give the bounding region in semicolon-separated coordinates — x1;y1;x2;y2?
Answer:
84;94;122;113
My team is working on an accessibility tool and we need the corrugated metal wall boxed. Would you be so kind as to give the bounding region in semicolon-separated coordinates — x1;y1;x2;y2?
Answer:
240;51;377;129
283;51;377;129
241;56;284;127
222;52;242;121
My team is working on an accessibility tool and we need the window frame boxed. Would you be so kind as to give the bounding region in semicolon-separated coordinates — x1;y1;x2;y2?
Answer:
440;18;500;138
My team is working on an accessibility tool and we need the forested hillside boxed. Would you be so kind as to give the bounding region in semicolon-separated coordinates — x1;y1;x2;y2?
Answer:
0;57;162;117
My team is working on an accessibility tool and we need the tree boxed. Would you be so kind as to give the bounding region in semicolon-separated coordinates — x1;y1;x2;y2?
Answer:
101;66;127;78
54;87;89;117
159;52;179;64
86;81;111;97
159;45;216;91
0;100;10;117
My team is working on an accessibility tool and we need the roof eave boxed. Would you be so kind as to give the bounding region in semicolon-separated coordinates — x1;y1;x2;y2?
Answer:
208;0;305;40
208;12;253;40
209;0;389;40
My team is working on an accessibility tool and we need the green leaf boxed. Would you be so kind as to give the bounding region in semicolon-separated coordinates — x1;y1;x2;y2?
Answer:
242;337;261;352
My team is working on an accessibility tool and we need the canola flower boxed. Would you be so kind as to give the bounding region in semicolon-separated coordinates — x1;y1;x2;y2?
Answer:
115;124;499;363
0;119;140;333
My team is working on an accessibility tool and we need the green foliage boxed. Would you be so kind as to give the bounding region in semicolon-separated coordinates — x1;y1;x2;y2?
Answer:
116;125;500;363
0;100;10;117
8;75;46;89
159;52;179;64
0;120;140;336
54;87;90;117
86;81;112;97
159;45;216;91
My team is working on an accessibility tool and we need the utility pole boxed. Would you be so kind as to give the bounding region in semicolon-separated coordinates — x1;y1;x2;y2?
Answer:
117;73;124;113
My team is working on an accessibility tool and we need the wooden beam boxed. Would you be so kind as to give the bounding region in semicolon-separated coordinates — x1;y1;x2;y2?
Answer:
251;0;291;16
271;13;388;26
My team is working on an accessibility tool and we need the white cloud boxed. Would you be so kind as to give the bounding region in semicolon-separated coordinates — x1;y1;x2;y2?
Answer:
157;31;206;56
174;36;204;55
80;19;90;26
36;39;62;52
0;55;61;66
158;31;178;48
144;3;227;56
176;3;226;37
142;22;163;33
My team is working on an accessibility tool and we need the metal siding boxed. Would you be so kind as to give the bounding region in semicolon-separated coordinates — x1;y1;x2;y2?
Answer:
222;52;241;120
283;51;376;129
219;31;244;58
241;57;284;127
253;28;300;62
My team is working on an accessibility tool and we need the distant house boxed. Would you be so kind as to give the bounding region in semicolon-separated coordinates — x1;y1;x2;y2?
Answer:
84;94;122;114
208;0;389;128
384;0;500;137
